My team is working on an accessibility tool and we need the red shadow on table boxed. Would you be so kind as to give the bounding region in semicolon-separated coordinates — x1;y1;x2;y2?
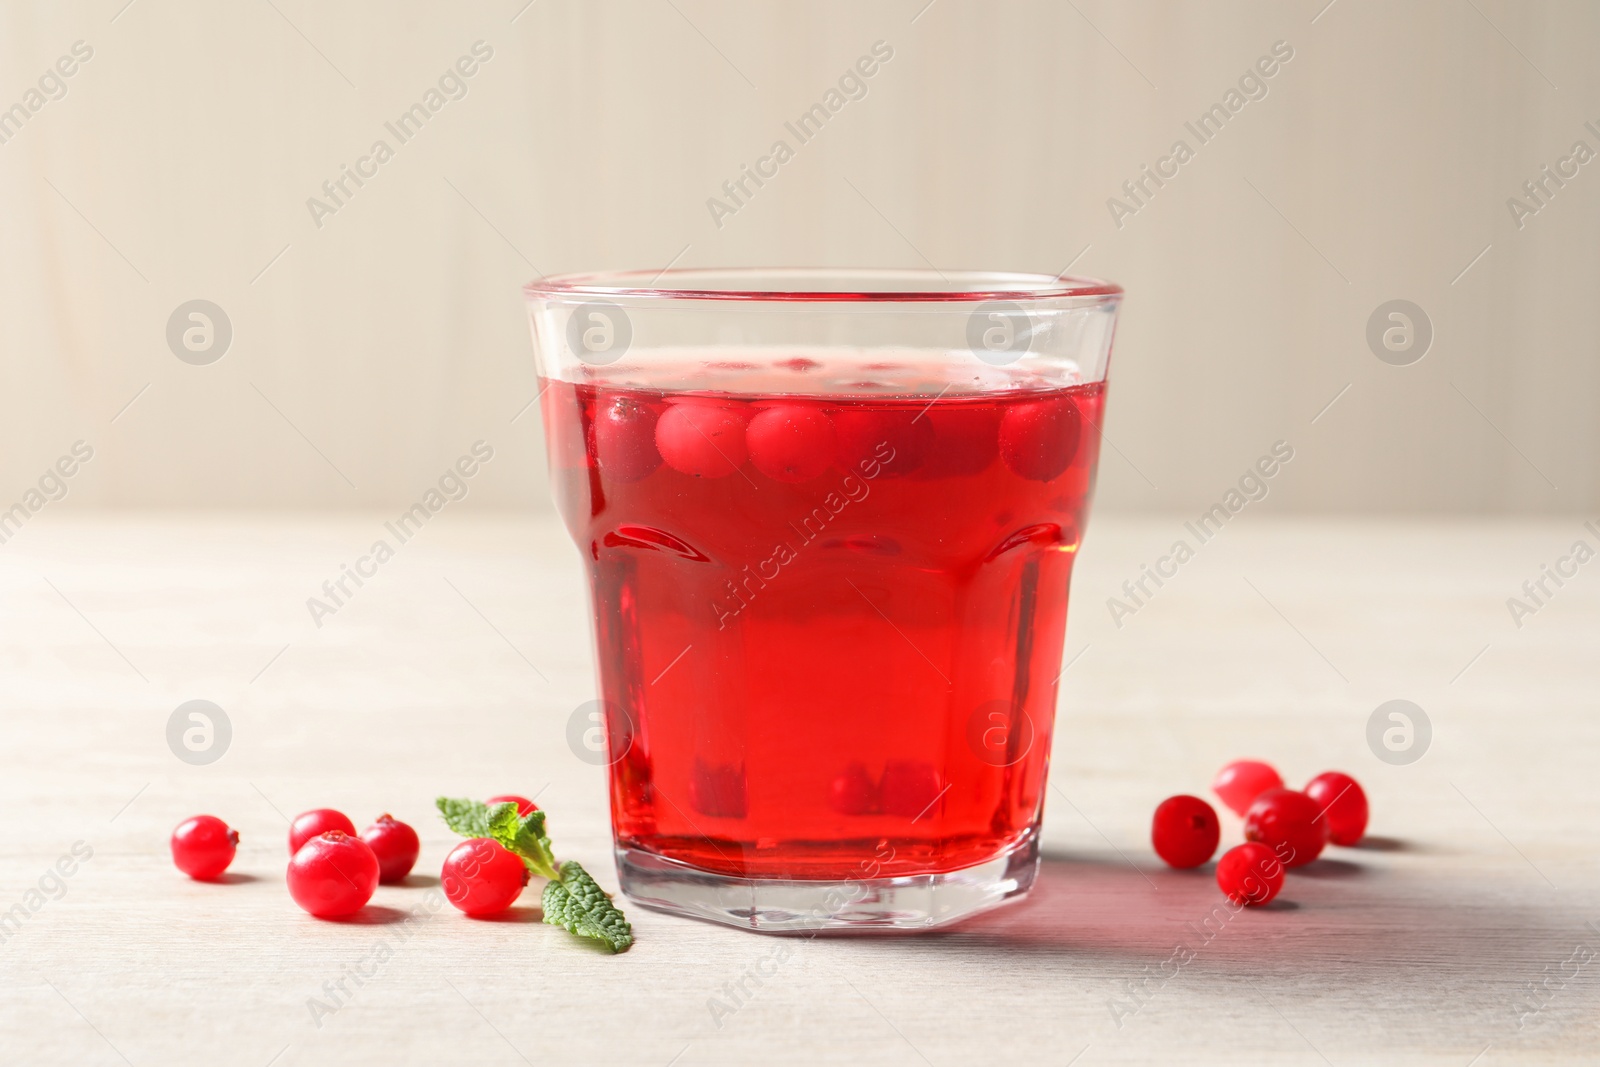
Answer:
888;845;1584;1012
805;843;1600;1050
325;905;414;926
1354;834;1411;852
397;873;441;888
468;905;544;924
207;872;260;885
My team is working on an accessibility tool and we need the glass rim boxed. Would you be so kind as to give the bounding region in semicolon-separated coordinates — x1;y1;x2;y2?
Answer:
523;267;1122;304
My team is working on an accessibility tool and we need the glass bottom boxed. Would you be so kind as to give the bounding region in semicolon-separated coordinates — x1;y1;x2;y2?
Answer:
615;833;1039;933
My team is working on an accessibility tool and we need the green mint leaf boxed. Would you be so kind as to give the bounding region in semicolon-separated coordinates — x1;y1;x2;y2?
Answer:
542;861;633;953
435;796;491;838
485;801;521;842
486;803;559;881
512;810;559;880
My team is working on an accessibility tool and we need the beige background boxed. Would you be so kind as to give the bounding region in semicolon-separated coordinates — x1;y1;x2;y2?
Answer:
2;0;1597;516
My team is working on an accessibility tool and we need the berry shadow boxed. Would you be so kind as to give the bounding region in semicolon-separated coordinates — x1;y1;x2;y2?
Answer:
1353;834;1412;852
1252;896;1299;911
399;874;440;888
469;905;544;924
1291;857;1365;879
326;905;413;926
205;872;260;885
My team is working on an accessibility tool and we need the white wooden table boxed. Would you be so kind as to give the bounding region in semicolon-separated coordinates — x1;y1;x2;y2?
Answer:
2;514;1595;1065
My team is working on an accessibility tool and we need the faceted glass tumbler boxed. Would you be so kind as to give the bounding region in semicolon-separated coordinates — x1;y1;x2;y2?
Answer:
526;268;1121;932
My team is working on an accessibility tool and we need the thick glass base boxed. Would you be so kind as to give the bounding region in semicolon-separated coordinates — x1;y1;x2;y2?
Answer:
615;834;1039;933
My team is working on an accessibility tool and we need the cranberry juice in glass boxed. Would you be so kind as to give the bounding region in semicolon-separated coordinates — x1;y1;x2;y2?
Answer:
526;270;1121;931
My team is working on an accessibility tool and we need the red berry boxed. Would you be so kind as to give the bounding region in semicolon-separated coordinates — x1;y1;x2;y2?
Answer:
833;408;931;477
746;405;836;483
880;760;942;819
655;402;748;477
1216;842;1285;906
287;832;379;918
486;795;540;817
288;809;356;855
1304;771;1369;846
441;838;529;917
170;815;238;881
360;815;420;884
1243;788;1329;868
1151;795;1220;869
830;762;877;815
1212;759;1284;817
998;396;1082;481
918;406;1001;477
592;396;661;482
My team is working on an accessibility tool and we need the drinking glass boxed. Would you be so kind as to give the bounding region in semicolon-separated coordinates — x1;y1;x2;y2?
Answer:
526;268;1121;931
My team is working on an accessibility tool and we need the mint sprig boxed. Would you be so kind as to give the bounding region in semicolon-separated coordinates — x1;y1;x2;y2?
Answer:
542;861;633;954
484;801;559;882
435;796;631;953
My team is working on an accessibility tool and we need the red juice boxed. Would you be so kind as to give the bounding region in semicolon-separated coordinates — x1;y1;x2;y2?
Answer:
542;361;1104;881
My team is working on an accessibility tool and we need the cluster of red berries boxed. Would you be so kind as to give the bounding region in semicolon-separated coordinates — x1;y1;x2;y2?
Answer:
594;393;1083;484
1150;761;1368;907
169;794;540;920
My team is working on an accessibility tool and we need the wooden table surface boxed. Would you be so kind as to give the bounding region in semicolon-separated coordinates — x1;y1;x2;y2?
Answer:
2;513;1596;1065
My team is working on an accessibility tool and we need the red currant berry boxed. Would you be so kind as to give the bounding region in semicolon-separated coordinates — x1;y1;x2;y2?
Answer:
171;815;238;881
1151;795;1221;869
746;404;836;483
830;761;877;816
593;396;661;482
359;814;420;884
288;809;356;855
1212;759;1284;817
833;408;932;478
918;406;1001;477
655;402;749;477
441;838;529;917
1304;771;1369;846
880;760;942;819
486;795;540;817
1243;788;1329;868
1216;842;1285;906
998;396;1082;481
287;832;380;918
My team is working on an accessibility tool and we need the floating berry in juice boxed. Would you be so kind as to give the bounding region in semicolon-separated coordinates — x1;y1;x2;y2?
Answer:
592;397;661;482
746;405;836;483
655;402;748;478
